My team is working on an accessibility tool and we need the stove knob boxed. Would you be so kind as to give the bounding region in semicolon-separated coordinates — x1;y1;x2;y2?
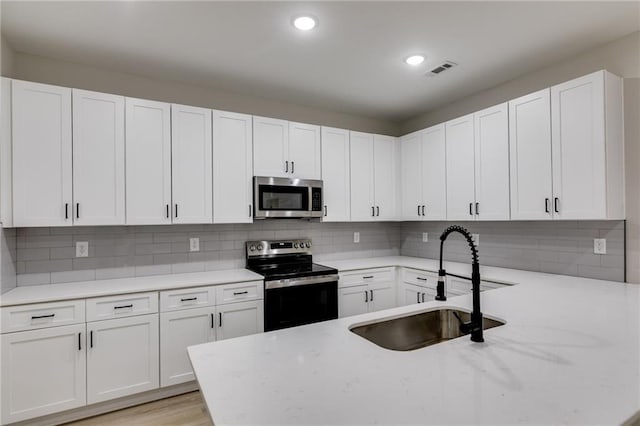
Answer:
249;245;256;251
293;243;298;249
257;244;263;251
306;242;311;248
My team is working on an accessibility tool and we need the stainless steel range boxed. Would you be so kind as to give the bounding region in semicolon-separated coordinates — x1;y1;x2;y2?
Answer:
245;239;338;331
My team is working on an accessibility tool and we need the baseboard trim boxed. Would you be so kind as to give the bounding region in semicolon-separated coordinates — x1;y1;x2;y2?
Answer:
9;382;200;426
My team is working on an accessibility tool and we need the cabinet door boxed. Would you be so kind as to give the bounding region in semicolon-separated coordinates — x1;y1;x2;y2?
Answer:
400;130;423;220
160;307;215;387
474;103;510;220
1;324;86;424
349;132;375;221
421;124;447;220
368;280;396;312
253;116;289;177
373;135;397;220
398;282;422;306
87;314;159;404
551;72;606;219
338;285;368;318
72;89;125;225
213;110;254;223
289;122;321;179
321;127;351;222
445;114;476;220
12;80;72;226
125;98;172;225
509;89;553;220
1;77;13;227
217;301;264;340
171;104;213;224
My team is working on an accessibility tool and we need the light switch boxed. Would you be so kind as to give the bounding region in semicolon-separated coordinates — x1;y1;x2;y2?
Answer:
76;241;89;258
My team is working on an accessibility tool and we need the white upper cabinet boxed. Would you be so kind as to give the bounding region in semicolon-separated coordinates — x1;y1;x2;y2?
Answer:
445;114;476;220
321;126;350;221
72;89;126;226
12;80;72;227
289;121;321;179
474;103;510;220
253;116;289;177
509;89;553;220
213;110;254;223
349;131;376;221
171;104;213;224
253;116;321;179
125;98;172;225
373;135;397;220
1;78;12;227
400;124;446;220
551;70;624;220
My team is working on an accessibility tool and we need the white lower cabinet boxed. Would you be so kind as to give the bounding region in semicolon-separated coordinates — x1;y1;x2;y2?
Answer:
216;300;264;341
160;307;215;387
338;268;396;318
1;324;86;424
398;269;439;306
87;314;159;404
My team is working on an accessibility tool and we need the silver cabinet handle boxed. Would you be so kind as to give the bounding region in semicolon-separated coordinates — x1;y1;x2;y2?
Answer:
365;291;369;303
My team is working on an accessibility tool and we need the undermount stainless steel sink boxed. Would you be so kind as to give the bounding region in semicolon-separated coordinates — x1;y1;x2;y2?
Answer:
349;308;505;351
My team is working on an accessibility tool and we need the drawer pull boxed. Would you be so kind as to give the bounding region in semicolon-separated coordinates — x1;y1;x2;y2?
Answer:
416;277;427;281
233;291;249;296
362;275;374;279
31;314;55;320
180;297;198;302
114;304;133;310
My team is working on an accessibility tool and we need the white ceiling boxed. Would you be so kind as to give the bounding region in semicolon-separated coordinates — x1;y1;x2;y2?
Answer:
1;1;639;122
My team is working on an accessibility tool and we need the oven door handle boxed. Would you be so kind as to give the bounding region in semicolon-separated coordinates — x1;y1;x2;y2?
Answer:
265;274;339;290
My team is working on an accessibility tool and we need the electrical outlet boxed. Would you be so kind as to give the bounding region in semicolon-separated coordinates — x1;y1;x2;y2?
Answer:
472;234;480;246
422;232;429;242
189;238;200;252
594;238;607;254
76;241;89;258
353;232;360;243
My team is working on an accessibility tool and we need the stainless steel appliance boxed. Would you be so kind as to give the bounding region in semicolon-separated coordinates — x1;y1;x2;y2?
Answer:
245;239;338;331
253;176;323;219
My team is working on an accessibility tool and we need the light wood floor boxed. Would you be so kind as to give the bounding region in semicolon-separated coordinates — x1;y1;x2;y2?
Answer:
65;392;213;426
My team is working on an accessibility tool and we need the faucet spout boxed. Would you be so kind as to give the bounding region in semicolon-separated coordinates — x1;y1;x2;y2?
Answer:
436;225;484;343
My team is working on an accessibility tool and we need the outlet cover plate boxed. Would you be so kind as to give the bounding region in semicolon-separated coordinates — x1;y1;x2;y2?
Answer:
76;241;89;258
353;232;360;243
422;232;428;242
472;234;480;246
189;238;200;252
594;238;607;254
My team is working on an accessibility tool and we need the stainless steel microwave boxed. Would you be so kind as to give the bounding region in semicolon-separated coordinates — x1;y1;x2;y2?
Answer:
253;176;323;219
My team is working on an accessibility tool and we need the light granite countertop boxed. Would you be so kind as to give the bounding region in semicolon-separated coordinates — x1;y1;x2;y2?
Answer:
188;256;640;425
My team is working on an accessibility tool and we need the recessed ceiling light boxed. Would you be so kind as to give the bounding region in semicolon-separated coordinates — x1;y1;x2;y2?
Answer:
293;16;316;31
405;55;425;66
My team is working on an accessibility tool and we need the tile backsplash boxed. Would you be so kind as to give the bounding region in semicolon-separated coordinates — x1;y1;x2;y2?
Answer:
9;219;626;286
400;220;625;282
14;221;401;285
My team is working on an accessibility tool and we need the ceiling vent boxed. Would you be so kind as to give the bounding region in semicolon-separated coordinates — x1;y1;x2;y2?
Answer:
427;61;457;77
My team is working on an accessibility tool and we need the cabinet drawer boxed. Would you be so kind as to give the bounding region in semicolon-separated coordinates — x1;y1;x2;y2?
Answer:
403;268;438;288
1;300;85;333
160;286;216;312
339;267;395;287
86;292;158;322
216;281;263;305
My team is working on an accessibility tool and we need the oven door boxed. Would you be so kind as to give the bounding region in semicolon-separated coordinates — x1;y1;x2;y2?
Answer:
254;176;323;218
264;275;338;331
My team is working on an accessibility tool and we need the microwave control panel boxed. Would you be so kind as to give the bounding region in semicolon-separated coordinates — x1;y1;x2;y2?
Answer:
311;187;322;211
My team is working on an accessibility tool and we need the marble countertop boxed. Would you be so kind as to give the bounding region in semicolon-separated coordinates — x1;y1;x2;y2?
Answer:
188;256;640;425
0;269;263;306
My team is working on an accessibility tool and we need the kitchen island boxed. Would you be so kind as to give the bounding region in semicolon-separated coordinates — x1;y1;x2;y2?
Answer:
188;257;640;425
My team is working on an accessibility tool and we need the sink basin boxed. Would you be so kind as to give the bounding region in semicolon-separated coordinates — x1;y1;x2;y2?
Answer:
349;308;505;351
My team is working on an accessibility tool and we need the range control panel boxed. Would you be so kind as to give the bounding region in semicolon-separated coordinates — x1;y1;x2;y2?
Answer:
246;239;312;257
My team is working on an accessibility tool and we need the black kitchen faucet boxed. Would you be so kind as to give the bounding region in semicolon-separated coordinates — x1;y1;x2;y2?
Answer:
436;225;484;343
